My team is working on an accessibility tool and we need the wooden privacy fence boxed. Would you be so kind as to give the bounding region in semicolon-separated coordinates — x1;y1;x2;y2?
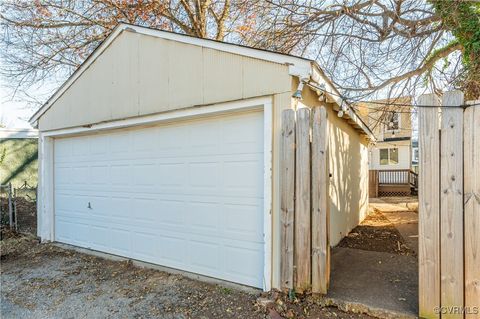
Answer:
280;106;329;294
418;91;480;319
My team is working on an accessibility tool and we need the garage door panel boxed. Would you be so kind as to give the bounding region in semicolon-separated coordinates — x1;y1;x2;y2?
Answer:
188;201;220;231
223;160;263;191
189;239;221;271
91;165;109;184
107;228;131;253
187;161;218;188
54;111;264;288
161;235;187;263
157;199;186;225
225;244;263;276
132;231;158;260
156;163;186;186
224;204;263;240
109;197;133;220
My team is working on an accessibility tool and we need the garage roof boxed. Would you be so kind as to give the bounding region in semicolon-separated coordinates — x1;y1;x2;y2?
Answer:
29;23;373;140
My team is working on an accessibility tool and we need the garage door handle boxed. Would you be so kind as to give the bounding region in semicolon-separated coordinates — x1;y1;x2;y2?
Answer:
87;202;92;209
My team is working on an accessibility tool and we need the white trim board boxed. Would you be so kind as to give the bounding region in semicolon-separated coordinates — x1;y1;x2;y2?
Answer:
37;96;274;291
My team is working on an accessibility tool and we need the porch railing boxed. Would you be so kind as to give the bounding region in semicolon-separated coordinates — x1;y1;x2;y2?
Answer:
370;169;418;197
378;169;418;186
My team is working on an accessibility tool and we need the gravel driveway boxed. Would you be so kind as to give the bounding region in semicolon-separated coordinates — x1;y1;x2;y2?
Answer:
1;232;373;319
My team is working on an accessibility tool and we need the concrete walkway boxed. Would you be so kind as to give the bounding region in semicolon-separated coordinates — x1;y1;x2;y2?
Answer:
327;248;418;318
327;197;419;318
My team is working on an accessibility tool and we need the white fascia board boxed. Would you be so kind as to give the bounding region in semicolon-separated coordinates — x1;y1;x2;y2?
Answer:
29;23;312;126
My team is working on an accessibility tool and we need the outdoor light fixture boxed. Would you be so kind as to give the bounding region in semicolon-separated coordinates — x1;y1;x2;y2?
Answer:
292;79;306;100
337;100;347;117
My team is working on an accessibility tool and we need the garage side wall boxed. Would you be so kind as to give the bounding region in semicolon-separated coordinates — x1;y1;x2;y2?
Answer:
298;85;369;247
327;107;369;246
38;31;291;131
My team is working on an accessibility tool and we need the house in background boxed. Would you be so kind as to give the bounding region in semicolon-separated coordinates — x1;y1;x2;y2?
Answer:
0;128;38;187
357;97;418;197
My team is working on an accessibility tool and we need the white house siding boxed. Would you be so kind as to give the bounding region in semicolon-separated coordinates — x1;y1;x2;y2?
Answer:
327;108;369;246
369;140;411;170
38;30;290;131
297;84;369;248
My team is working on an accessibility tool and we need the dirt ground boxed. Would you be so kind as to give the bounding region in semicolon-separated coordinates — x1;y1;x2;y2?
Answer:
1;232;374;319
337;209;415;256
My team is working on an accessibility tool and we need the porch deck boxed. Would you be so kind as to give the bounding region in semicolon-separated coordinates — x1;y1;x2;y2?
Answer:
369;169;418;197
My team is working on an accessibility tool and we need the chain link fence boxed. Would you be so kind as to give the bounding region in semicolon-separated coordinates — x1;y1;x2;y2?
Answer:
0;182;37;236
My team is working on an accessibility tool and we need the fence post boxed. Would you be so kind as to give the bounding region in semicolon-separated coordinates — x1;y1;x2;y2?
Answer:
463;100;480;317
311;106;329;294
294;108;311;292
8;182;13;229
280;109;296;290
440;91;464;316
418;94;441;319
13;187;18;231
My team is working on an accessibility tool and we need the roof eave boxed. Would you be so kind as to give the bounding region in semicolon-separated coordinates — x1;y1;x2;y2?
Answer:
309;62;376;142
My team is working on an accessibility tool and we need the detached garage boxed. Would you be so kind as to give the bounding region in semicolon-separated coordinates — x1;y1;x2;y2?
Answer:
31;23;373;291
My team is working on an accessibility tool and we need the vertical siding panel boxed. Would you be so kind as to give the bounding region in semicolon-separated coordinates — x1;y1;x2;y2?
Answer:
138;36;170;114
168;40;204;107
418;94;441;319
203;48;243;103
242;56;290;98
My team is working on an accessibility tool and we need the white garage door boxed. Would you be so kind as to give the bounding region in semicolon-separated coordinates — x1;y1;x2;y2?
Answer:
54;111;265;288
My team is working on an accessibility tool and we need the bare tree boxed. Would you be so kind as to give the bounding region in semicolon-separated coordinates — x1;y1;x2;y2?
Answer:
244;0;479;100
1;0;478;106
0;0;257;99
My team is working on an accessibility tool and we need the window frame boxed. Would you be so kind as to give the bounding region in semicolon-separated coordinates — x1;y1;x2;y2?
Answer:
379;147;399;165
385;112;400;132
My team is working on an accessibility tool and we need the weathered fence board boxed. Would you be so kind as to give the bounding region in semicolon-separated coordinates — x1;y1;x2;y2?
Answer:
464;101;480;318
418;91;480;318
280;107;330;293
280;109;296;289
294;107;311;292
311;106;329;294
418;94;441;319
440;91;464;317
